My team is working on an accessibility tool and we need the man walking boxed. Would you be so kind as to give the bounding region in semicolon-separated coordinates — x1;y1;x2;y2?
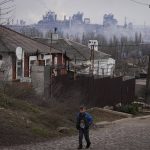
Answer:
76;106;93;149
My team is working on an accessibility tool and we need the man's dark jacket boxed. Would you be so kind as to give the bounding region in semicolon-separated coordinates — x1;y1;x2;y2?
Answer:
76;112;93;130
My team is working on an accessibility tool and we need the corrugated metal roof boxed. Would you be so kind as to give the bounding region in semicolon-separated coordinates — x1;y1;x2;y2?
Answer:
0;25;60;54
69;40;110;60
34;38;110;61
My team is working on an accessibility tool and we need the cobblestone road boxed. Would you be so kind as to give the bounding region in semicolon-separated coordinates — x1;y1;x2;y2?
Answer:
1;116;150;150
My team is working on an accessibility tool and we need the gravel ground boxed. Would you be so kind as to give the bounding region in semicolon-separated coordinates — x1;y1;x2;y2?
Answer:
1;116;150;150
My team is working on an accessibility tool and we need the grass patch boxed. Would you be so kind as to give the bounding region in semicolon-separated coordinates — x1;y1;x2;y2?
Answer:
0;85;127;146
31;127;49;138
0;94;42;113
9;99;42;113
0;92;78;146
88;108;125;123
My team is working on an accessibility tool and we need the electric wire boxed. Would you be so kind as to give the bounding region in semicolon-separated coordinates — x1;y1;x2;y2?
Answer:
0;5;15;10
129;0;150;7
0;0;14;6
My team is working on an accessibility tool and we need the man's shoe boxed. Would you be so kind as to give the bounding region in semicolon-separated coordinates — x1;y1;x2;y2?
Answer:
86;142;91;149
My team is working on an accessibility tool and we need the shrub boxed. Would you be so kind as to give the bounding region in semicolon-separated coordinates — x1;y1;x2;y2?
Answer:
0;94;12;108
4;82;34;99
119;103;139;115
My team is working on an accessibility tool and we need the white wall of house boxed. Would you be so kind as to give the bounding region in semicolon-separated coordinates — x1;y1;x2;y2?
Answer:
93;58;115;76
71;58;115;76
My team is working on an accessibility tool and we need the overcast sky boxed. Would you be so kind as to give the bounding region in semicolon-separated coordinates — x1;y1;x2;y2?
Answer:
14;0;150;25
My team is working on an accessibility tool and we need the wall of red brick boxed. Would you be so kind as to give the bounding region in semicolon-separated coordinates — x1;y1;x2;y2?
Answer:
24;53;29;77
12;54;16;80
57;54;64;65
57;54;67;75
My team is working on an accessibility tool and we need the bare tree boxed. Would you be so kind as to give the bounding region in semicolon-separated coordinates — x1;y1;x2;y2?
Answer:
0;0;16;25
0;55;12;94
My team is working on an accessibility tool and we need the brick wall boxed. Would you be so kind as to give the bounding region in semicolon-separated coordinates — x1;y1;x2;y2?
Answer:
12;54;16;80
24;53;29;77
56;54;67;75
57;54;64;65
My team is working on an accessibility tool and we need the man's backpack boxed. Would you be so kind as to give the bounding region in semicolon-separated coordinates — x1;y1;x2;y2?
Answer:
85;112;93;126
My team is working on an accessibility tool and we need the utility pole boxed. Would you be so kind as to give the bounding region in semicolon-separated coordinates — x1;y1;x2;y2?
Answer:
90;45;94;76
0;7;1;24
97;61;100;76
50;31;53;99
102;68;104;78
74;56;77;80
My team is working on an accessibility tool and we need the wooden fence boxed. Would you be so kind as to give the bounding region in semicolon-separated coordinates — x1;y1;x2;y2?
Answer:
52;76;135;107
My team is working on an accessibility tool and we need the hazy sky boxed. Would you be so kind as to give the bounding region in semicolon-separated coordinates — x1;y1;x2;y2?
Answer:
14;0;150;25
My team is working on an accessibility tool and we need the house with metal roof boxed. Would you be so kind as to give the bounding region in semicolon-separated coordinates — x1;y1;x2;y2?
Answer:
34;37;115;76
0;25;68;81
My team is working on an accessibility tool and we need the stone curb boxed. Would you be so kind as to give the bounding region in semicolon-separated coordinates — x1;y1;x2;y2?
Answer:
102;108;132;118
89;107;133;118
94;115;150;129
134;115;150;120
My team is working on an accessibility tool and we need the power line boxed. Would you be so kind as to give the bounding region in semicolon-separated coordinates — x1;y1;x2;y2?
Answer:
0;8;15;16
98;43;150;48
0;0;15;25
0;0;14;6
129;0;150;7
0;5;15;10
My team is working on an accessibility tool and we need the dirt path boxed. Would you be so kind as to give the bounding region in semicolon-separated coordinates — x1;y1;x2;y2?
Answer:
1;116;150;150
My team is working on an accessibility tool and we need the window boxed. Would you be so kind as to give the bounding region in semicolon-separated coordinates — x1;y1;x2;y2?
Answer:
0;55;3;60
16;60;22;78
54;57;57;65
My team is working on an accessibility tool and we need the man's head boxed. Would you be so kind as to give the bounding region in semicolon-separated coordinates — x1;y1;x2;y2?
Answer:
80;105;86;113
